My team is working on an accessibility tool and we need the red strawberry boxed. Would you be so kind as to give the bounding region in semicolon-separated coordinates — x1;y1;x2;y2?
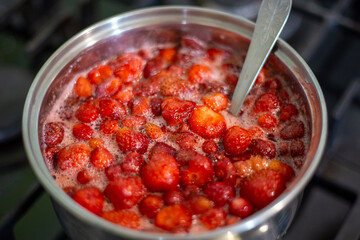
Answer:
188;64;213;83
149;142;177;159
188;105;226;139
182;185;201;199
120;152;144;175
98;98;126;120
143;57;167;78
204;182;234;206
87;65;113;85
105;165;123;181
249;138;276;159
268;160;295;182
180;152;214;187
114;55;143;83
75;103;99;123
131;96;151;116
90;147;114;170
202;140;219;154
161;97;196;126
240;169;286;209
144;122;163;139
88;138;104;149
116;128;149;154
279;103;299;122
187;195;212;214
99;119;118;135
214;157;237;185
150;97;162;116
290;139;305;157
254;67;267;86
72;186;104;216
223;126;252;156
202;92;229;112
263;78;281;91
160;76;195;98
121;115;146;129
44;122;64;146
207;48;228;61
132;76;161;96
248;126;264;138
139;194;164;218
254;93;280;113
112;86;134;103
77;169;92;184
72;123;94;140
199;208;226;230
278;142;289;156
228;197;253;219
181;36;206;50
104;176;146;209
257;113;278;129
141;152;179;192
163;190;184;206
57;143;90;171
95;77;122;98
102;210;140;230
280;120;305;140
175;132;197;150
44;146;59;162
158;48;177;62
74;76;93;98
154;205;192;232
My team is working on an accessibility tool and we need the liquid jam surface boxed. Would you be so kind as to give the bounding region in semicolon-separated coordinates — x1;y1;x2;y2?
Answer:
41;34;308;234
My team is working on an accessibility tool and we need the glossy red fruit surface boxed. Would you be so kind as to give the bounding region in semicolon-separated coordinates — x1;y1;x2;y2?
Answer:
223;126;252;156
72;186;104;216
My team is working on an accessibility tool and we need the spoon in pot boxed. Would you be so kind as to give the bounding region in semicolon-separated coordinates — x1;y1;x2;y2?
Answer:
230;0;292;115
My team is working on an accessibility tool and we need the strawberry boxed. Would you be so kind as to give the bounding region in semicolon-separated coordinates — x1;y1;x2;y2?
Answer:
90;147;114;170
133;76;161;96
99;119;118;135
290;139;305;157
249;155;269;171
141;152;179;192
188;64;213;83
280;120;305;140
72;186;104;216
214;157;237;185
102;210;140;230
175;132;197;150
277;89;290;102
161;97;196;126
202;140;219;154
278;142;289;156
204;182;234;206
263;78;281;92
139;194;164;218
207;48;228;61
187;195;212;214
57;143;90;171
144;122;163;139
240;169;286;209
249;139;276;159
257;113;278;129
180;152;214;187
95;77;121;98
44;122;64;146
225;73;238;86
87;65;113;85
114;55;143;83
120;152;144;175
74;76;93;98
72;123;94;140
182;185;201;199
248;126;264;138
104;176;146;209
188;105;226;139
131;96;151;116
98;98;126;120
174;53;194;68
88;138;104;149
75;103;99;123
254;67;267;86
202;92;229;112
121;115;146;129
154;205;192;232
254;93;280;113
112;86;134;103
279;103;299;122
158;48;176;62
223;126;252;156
150;97;162;116
44;146;59;162
268;160;295;182
149;142;177;159
143;57;167;78
163;190;184;206
199;208;226;230
234;160;253;179
160;76;195;97
116;128;149;154
77;169;92;184
228;197;253;219
181;36;206;50
105;165;123;181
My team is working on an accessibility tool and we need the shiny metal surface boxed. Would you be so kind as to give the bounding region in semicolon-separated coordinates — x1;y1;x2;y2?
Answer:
230;0;291;115
22;6;327;240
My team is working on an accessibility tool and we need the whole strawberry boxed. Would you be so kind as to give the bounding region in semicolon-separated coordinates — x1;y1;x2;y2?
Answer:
72;186;104;216
223;126;252;156
116;128;149;154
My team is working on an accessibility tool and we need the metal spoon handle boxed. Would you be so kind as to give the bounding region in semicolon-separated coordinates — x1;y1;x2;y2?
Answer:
230;0;292;115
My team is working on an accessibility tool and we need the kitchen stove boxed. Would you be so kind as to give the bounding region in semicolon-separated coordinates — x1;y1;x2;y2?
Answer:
0;0;359;239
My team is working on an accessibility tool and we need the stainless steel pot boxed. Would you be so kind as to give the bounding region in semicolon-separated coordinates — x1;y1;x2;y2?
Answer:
22;6;327;240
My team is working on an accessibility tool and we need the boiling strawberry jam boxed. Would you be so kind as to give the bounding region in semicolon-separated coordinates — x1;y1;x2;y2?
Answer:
41;33;309;234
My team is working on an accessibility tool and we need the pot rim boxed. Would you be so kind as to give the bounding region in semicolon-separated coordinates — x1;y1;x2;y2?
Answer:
22;5;328;239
